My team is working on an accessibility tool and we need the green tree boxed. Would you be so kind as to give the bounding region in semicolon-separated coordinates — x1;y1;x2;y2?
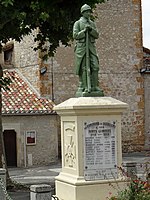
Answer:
0;0;106;57
0;0;107;185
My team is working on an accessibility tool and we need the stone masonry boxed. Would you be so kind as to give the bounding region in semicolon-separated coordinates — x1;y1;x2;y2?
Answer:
3;0;145;152
14;30;40;94
52;0;144;152
2;114;59;167
143;48;150;150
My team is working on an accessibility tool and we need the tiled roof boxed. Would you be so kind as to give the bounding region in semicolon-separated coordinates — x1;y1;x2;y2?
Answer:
2;69;55;115
143;47;150;55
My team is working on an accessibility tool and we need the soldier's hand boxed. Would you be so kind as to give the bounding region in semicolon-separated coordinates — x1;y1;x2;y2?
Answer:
85;25;92;31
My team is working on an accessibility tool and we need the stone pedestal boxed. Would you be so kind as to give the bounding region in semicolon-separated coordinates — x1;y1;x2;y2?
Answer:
54;97;128;200
30;184;52;200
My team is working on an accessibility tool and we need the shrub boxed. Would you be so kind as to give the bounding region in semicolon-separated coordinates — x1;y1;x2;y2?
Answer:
109;179;150;200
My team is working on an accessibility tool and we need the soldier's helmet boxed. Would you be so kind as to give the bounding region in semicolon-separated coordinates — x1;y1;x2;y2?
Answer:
80;4;91;14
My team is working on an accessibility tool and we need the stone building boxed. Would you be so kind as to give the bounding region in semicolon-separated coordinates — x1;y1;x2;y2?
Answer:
2;69;59;167
142;47;150;150
53;0;145;152
1;0;147;152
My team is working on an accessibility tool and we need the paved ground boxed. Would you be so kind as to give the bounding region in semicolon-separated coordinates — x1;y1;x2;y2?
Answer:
5;152;150;200
9;161;62;186
8;191;30;200
7;161;62;200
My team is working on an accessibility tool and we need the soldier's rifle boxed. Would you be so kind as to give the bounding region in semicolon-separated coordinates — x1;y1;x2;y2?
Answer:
86;28;91;92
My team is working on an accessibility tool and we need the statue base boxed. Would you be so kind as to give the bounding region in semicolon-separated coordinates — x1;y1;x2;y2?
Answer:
75;90;104;97
54;97;128;200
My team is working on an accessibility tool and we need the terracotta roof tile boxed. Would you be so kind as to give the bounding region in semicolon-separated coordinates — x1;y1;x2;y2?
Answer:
2;69;55;115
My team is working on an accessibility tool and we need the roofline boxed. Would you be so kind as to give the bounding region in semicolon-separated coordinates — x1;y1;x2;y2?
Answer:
2;112;57;116
143;47;150;55
14;69;41;98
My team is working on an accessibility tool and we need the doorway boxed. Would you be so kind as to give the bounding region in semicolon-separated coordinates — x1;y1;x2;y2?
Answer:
3;130;17;167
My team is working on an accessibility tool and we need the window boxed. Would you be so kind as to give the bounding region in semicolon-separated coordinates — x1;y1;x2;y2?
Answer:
26;130;36;145
3;43;14;65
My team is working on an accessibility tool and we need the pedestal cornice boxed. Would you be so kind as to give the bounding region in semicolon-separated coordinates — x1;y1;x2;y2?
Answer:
54;97;128;116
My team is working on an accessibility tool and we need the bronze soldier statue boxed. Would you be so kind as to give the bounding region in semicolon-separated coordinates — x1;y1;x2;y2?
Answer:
73;4;104;97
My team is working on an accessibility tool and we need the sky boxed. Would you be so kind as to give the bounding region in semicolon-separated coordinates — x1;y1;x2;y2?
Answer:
142;0;150;49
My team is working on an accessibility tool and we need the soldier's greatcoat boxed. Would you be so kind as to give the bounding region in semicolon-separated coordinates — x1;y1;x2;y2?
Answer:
73;16;99;75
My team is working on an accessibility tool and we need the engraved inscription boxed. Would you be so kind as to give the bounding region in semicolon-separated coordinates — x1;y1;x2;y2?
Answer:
84;121;118;181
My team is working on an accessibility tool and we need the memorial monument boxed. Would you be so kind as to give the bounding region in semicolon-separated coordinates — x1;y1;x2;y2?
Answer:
54;4;128;200
73;4;104;97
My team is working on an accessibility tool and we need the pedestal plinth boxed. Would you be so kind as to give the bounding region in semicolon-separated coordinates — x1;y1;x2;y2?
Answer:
54;97;128;200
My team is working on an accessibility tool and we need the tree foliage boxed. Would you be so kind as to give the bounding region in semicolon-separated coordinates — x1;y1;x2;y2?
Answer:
0;0;107;57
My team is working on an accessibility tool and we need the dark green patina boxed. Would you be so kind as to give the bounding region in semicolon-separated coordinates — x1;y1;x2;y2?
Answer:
73;4;104;97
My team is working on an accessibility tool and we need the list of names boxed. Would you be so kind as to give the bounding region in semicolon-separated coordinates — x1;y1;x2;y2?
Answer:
84;121;118;181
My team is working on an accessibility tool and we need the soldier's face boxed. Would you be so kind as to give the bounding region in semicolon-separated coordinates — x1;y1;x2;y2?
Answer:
82;10;91;19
